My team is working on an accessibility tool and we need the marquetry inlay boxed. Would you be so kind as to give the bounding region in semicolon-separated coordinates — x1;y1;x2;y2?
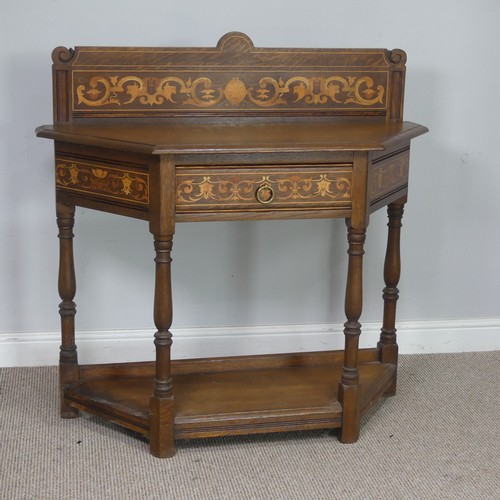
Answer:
370;151;410;201
37;32;430;459
55;158;149;205
176;167;352;211
73;72;387;113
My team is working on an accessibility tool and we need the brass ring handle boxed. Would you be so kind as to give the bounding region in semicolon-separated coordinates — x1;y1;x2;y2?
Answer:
256;183;275;204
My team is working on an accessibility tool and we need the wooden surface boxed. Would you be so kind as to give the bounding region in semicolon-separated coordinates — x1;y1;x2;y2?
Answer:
36;119;426;154
39;121;425;224
65;350;395;439
36;32;428;458
50;32;406;122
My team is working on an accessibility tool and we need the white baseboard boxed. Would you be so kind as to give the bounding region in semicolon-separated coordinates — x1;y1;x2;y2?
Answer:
1;318;499;367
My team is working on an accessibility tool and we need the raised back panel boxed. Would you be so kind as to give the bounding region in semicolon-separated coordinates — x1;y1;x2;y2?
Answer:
52;32;406;124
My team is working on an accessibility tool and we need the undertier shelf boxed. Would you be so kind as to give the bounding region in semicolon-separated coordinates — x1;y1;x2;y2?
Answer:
64;349;395;439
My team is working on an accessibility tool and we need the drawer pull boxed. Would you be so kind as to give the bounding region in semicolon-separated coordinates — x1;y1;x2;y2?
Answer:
256;183;275;204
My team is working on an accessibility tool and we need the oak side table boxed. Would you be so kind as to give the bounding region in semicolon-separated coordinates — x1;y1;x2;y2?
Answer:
36;32;428;458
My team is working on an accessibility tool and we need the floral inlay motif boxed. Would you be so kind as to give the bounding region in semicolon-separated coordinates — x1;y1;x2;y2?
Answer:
75;73;385;110
56;159;149;205
176;171;351;208
370;153;409;200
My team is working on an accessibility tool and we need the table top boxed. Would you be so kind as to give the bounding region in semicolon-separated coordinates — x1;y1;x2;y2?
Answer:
36;118;428;155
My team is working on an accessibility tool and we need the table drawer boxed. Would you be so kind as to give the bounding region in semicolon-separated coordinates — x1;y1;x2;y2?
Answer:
175;165;352;214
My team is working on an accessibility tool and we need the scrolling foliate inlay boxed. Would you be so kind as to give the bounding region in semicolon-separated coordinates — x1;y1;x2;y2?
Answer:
176;170;352;210
370;151;409;201
74;72;386;111
56;159;149;205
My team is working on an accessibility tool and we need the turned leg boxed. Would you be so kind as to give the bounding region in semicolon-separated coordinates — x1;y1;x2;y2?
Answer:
378;200;405;395
149;235;175;458
56;201;79;418
338;221;366;443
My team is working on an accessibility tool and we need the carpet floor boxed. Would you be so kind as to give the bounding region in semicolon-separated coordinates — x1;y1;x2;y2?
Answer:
1;352;499;499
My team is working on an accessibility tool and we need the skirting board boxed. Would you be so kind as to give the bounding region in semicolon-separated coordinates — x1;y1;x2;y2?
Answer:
1;318;499;367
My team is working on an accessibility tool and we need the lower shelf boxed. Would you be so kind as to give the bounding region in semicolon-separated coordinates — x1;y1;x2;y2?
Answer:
64;348;395;439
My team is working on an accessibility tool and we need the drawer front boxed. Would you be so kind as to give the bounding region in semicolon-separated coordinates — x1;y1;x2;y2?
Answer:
176;165;352;213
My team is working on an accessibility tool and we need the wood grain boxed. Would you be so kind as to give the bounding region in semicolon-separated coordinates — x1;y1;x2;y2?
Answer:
37;32;428;458
50;32;406;122
63;352;395;439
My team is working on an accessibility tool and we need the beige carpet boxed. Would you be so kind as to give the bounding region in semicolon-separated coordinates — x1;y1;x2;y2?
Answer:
1;352;499;499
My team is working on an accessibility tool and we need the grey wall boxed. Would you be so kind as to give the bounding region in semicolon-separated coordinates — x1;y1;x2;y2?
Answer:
1;1;499;341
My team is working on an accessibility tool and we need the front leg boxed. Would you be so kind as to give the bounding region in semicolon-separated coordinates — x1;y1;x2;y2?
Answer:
338;221;366;443
56;201;79;418
149;234;175;458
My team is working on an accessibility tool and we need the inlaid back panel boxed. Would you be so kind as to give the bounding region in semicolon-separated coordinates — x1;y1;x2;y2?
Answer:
52;32;406;123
